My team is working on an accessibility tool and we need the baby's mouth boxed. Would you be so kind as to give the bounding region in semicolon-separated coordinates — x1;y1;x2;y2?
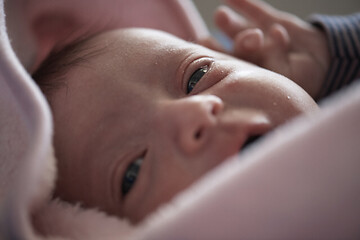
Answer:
241;135;263;151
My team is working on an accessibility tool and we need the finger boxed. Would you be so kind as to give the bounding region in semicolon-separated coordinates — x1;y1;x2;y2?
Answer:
268;23;290;50
197;36;229;54
235;24;291;75
224;0;280;28
233;28;265;63
214;5;251;39
226;0;311;41
261;24;291;74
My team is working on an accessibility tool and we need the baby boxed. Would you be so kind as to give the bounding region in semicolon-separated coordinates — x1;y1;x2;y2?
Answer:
32;0;359;224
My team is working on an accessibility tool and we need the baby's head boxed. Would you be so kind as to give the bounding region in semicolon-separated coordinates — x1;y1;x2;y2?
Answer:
33;28;318;223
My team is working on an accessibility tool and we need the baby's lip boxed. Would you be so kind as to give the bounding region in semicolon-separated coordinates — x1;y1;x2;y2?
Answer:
241;134;264;151
238;123;273;152
217;110;273;154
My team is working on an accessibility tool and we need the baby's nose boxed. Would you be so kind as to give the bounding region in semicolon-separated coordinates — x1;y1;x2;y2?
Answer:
161;95;224;155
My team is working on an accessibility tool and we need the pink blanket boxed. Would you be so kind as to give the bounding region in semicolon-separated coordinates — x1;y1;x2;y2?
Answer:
1;0;359;239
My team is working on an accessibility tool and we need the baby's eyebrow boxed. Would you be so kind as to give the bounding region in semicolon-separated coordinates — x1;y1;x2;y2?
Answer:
32;36;107;96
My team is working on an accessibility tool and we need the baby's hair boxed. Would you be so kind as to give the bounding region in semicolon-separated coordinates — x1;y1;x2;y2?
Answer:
32;35;106;98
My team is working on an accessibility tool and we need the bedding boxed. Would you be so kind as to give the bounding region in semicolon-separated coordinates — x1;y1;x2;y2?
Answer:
1;0;359;239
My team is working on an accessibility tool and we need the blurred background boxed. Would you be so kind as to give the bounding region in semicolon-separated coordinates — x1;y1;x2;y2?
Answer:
192;0;360;32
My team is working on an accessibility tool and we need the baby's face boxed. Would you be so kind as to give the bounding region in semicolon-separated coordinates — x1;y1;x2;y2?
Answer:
50;28;318;223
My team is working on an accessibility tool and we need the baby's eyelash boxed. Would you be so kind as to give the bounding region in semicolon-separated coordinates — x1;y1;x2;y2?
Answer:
121;156;144;197
182;57;214;94
187;66;209;94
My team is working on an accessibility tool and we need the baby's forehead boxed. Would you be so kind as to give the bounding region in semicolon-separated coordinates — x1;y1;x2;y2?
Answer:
78;28;204;70
87;28;192;53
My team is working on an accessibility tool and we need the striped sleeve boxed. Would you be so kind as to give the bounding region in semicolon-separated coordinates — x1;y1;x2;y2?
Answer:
310;13;360;99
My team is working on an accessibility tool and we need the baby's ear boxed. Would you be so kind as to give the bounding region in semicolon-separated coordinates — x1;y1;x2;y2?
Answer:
31;11;79;71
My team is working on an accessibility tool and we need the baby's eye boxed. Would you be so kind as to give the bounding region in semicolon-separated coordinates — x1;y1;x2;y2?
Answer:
121;157;143;197
187;66;208;94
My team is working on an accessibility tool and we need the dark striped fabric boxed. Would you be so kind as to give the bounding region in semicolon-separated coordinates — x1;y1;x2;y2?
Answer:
310;13;360;99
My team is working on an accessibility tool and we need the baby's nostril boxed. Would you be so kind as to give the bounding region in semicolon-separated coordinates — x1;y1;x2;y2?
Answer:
211;101;223;116
211;107;219;116
194;128;203;140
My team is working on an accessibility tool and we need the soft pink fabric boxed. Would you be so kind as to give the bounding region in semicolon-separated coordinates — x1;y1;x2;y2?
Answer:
1;1;207;239
1;0;360;239
6;0;209;72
